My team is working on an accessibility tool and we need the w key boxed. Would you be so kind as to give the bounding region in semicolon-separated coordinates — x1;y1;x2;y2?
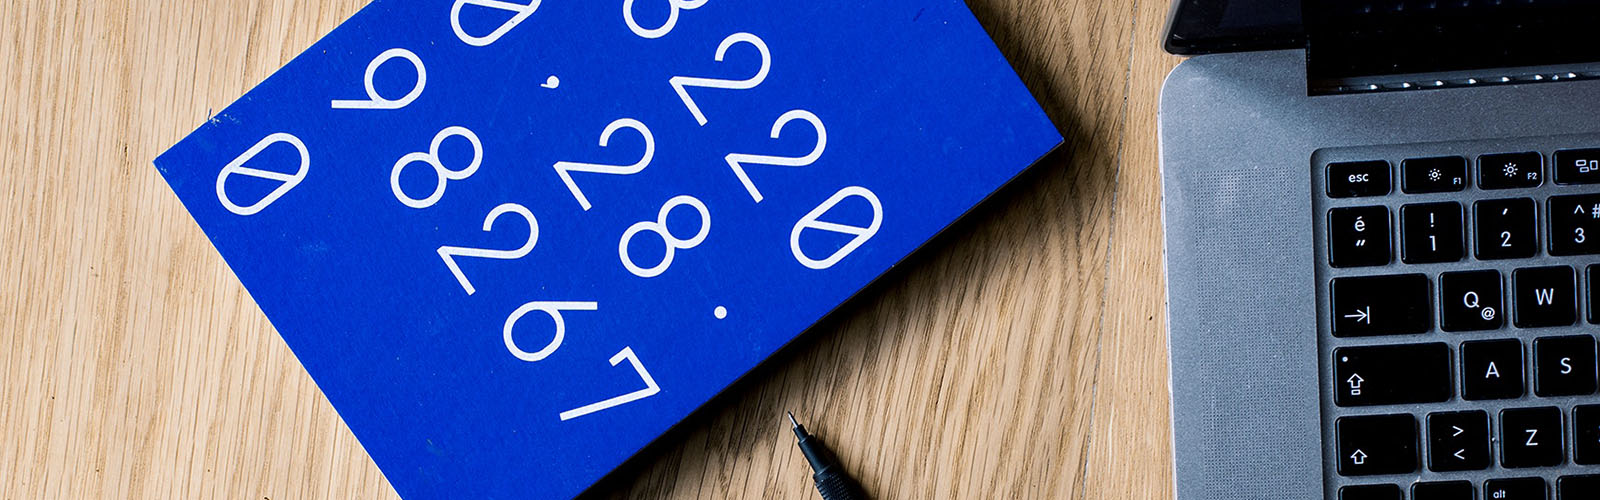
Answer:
1332;274;1431;337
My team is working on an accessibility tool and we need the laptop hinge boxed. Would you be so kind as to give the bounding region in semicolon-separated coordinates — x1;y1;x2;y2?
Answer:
1304;0;1600;96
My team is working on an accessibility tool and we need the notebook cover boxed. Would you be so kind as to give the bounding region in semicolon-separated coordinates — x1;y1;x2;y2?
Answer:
153;1;1060;497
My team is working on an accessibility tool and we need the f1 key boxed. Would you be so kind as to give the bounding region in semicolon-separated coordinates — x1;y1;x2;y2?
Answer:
1331;274;1431;337
1334;343;1452;407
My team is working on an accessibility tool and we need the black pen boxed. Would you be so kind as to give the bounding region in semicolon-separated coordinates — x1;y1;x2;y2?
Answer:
787;412;867;500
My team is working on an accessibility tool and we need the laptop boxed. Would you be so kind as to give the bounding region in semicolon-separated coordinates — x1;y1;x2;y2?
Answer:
1160;1;1600;499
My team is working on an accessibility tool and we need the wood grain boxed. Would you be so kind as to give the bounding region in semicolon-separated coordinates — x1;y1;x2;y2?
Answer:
0;0;1180;498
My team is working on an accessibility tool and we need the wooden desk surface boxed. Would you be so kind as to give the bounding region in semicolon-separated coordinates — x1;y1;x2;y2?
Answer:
0;0;1180;498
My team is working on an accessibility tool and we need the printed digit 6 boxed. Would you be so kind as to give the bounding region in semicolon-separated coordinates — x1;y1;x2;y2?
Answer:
390;126;483;209
619;195;710;278
623;0;707;39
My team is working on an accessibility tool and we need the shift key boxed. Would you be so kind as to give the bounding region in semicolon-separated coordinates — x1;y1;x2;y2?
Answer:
1332;274;1432;337
1335;343;1453;407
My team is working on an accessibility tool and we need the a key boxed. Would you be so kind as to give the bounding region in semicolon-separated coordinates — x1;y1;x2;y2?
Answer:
1590;265;1600;325
1340;484;1401;500
1412;480;1473;500
1548;194;1600;256
1334;343;1452;406
1554;148;1600;185
1501;406;1564;468
1475;198;1538;260
1479;152;1543;190
1534;335;1597;397
1514;266;1576;328
1331;274;1431;337
1336;413;1417;476
1461;339;1525;400
1440;270;1503;332
1403;156;1468;193
1427;410;1490;472
1485;477;1546;500
1330;206;1392;268
1402;202;1464;263
1559;475;1600;500
1576;405;1600;465
1329;160;1392;198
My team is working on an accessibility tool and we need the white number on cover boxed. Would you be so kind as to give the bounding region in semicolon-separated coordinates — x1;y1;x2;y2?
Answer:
331;48;426;110
670;33;770;125
559;347;660;421
438;203;539;295
216;133;310;216
791;186;883;270
725;110;826;202
553;118;655;211
623;0;706;39
391;126;483;209
619;196;710;278
502;301;598;362
451;0;541;47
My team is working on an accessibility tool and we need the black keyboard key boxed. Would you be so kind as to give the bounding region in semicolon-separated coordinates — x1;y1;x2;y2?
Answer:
1591;265;1600;325
1480;151;1543;189
1331;206;1392;268
1441;270;1504;332
1403;202;1465;263
1413;480;1473;500
1485;477;1547;500
1341;484;1401;500
1549;194;1600;256
1515;266;1577;328
1476;198;1539;260
1501;407;1564;468
1555;148;1600;185
1337;413;1418;476
1534;335;1598;397
1461;339;1525;400
1334;343;1452;406
1559;475;1600;500
1332;274;1432;337
1404;156;1469;193
1578;405;1600;465
1329;160;1392;198
1428;410;1490;472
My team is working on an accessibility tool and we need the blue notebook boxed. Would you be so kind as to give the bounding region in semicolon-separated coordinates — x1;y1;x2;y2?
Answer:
154;1;1059;498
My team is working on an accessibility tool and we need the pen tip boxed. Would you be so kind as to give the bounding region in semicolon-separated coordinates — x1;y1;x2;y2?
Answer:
786;411;799;429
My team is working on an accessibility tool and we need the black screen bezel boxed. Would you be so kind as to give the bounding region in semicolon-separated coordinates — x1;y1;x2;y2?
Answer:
1163;0;1304;55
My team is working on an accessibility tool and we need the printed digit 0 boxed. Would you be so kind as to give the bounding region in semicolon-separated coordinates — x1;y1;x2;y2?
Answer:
791;186;882;270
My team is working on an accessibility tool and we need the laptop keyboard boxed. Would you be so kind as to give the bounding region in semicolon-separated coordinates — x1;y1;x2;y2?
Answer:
1315;139;1600;500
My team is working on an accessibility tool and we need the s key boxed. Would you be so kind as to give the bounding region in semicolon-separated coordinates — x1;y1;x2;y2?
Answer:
1475;198;1538;260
